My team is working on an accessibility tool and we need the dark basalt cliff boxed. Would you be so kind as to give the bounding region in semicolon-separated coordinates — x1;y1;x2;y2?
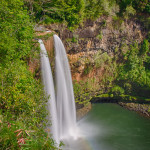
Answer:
48;16;146;54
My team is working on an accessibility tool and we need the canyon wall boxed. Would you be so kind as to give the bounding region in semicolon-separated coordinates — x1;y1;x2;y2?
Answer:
47;16;146;83
33;15;150;117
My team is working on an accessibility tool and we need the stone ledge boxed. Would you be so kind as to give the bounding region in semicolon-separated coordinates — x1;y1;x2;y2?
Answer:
76;102;92;121
118;102;150;118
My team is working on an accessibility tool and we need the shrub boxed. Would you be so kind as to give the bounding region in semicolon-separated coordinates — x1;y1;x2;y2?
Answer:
111;85;125;96
0;112;57;150
83;63;93;75
24;0;85;28
94;51;111;68
96;31;103;40
132;0;149;13
123;82;132;94
0;0;33;63
85;0;103;19
124;5;136;19
0;0;57;149
101;0;119;16
140;39;149;57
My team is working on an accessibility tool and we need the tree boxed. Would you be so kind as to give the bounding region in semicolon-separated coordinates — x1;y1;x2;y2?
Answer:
0;0;33;63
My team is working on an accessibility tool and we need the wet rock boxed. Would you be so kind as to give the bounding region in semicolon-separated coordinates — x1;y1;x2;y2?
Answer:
76;102;92;120
118;102;150;118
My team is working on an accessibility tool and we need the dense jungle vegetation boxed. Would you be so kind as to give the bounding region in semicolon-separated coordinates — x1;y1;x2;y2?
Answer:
73;39;150;106
0;0;149;149
23;0;149;29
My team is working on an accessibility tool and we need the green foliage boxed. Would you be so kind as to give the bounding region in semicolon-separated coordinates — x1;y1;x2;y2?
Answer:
73;54;117;104
111;85;124;96
117;40;150;97
94;51;111;68
140;39;149;57
0;61;46;120
23;0;149;29
123;82;132;94
76;50;117;103
0;0;34;63
0;0;57;149
0;61;58;148
85;0;119;19
96;93;111;98
112;16;124;29
24;0;85;28
72;34;79;43
73;79;98;105
147;32;150;41
51;0;85;28
96;31;103;40
83;63;93;75
0;112;57;150
124;5;136;19
101;0;119;16
117;0;133;14
119;43;143;83
73;80;82;98
116;0;150;15
0;117;19;149
132;0;150;13
23;0;121;28
84;0;103;19
36;32;54;41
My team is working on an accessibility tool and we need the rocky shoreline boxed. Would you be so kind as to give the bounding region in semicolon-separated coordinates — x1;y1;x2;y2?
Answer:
91;96;150;118
118;102;150;118
76;97;150;120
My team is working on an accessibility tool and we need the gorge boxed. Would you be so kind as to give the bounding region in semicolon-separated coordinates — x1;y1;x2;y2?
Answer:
0;0;150;149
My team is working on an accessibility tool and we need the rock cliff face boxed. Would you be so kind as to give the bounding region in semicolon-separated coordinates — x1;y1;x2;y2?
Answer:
49;16;145;53
28;31;55;80
47;16;146;84
33;16;149;117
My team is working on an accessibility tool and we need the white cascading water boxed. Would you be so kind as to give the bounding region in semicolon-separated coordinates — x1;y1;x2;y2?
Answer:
39;39;59;144
54;35;77;140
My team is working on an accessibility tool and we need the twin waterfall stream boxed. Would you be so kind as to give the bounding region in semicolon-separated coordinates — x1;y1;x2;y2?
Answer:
39;35;77;146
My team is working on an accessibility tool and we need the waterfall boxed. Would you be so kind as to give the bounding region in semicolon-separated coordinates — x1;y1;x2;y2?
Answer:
39;39;59;144
54;35;77;140
39;35;77;145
